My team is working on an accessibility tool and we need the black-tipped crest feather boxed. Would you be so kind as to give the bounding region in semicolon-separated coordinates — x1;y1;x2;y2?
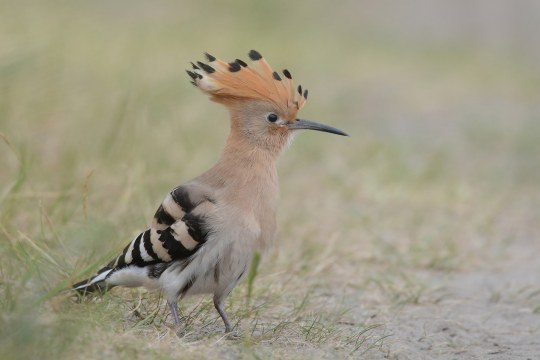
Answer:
197;61;215;74
248;50;262;61
236;59;248;67
228;62;241;72
204;52;216;62
186;70;198;80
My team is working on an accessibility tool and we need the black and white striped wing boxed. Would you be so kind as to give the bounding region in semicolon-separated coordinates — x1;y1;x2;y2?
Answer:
109;185;214;269
112;184;215;270
73;184;216;292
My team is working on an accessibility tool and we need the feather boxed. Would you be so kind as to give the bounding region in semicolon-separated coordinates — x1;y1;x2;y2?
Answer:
187;50;308;117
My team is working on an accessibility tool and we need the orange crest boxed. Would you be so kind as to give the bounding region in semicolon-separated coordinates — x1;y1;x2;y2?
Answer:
187;50;308;118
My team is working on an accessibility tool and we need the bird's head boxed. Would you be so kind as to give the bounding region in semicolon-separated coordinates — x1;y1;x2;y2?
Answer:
187;50;347;153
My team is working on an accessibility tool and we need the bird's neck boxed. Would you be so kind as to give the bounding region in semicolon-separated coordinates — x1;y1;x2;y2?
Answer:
214;129;280;183
201;127;281;249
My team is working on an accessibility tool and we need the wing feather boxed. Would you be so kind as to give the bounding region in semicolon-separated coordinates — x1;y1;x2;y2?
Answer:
111;184;215;270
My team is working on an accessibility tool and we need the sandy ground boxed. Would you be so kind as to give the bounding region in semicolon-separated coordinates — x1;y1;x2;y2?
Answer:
372;240;540;359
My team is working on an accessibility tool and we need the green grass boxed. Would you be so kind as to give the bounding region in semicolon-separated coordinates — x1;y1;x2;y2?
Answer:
1;1;540;359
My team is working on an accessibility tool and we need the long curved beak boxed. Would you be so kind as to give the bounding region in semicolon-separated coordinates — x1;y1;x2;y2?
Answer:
288;118;348;136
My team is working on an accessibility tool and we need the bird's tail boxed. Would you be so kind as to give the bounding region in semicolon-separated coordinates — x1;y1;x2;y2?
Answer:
73;266;114;295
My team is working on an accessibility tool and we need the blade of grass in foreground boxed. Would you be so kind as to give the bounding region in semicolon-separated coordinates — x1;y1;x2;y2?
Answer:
246;252;261;311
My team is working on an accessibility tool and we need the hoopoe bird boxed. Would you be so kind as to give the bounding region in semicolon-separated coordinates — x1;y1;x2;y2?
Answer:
73;50;347;333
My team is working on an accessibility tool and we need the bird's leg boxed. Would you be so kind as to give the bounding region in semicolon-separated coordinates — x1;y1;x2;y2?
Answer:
213;295;232;333
168;300;181;327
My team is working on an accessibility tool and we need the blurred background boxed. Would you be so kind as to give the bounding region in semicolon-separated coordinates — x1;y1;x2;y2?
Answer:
1;1;539;358
1;0;539;190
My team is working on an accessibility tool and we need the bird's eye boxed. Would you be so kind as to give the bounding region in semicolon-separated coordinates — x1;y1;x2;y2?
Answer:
266;113;278;123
